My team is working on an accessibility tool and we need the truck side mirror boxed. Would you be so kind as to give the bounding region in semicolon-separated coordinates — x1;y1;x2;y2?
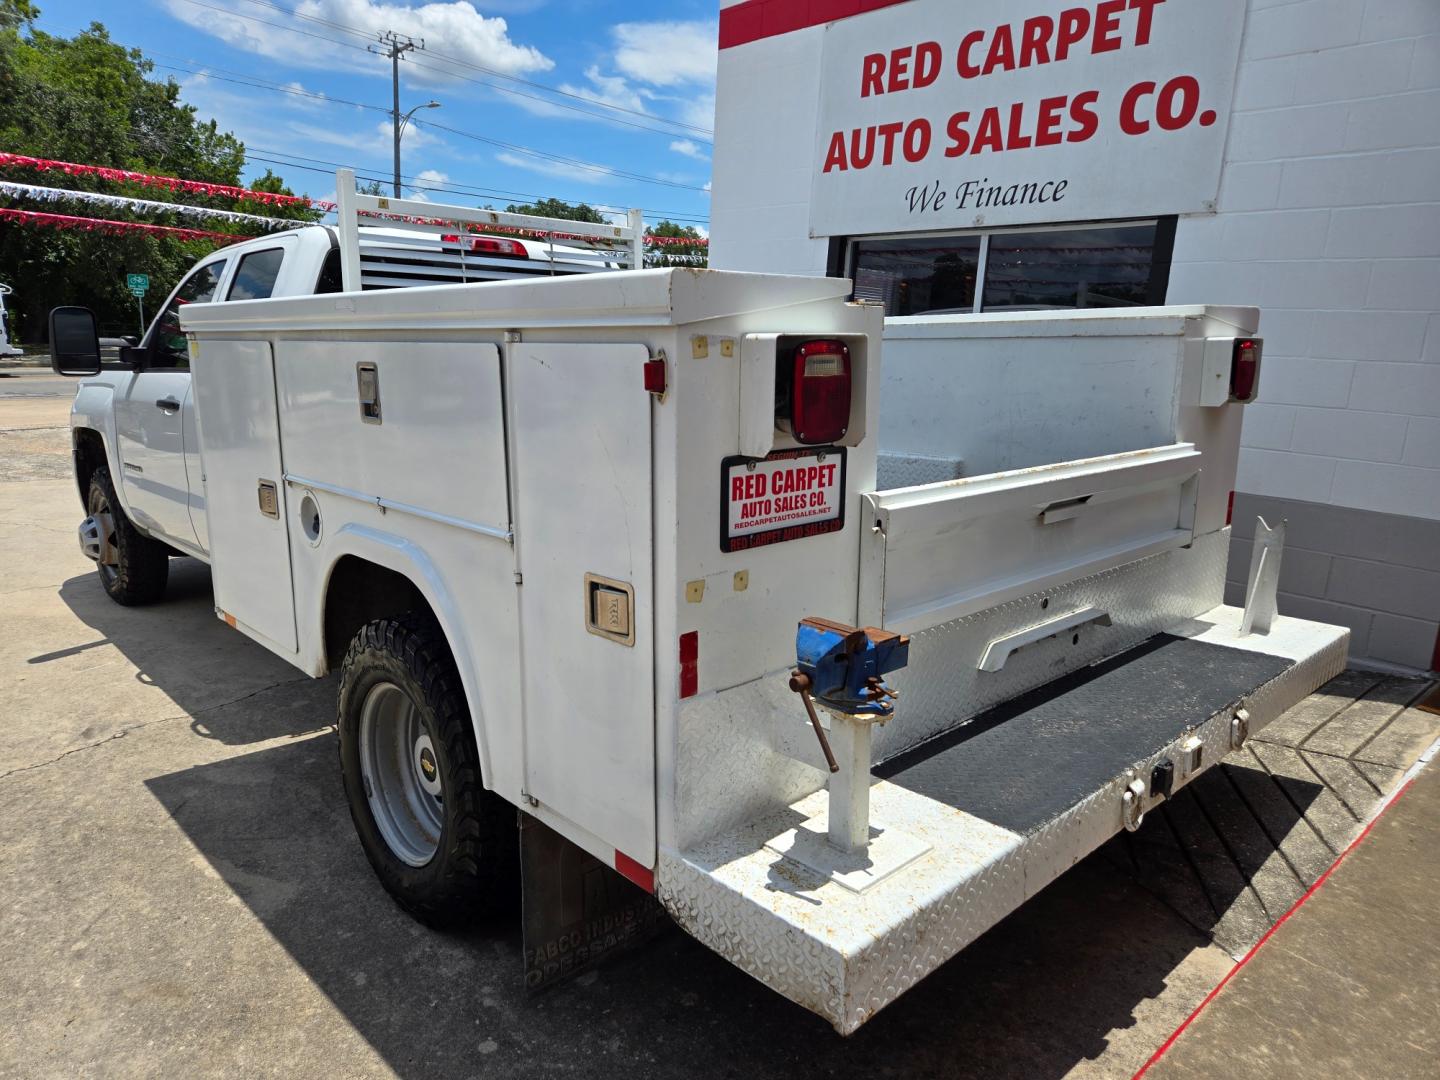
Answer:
118;344;150;371
48;306;102;376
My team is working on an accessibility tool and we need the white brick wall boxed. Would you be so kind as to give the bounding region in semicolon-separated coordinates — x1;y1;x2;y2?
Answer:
710;0;1439;667
1168;0;1440;527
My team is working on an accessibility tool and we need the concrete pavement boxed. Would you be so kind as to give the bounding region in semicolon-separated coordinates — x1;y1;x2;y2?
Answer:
0;392;1434;1079
1148;765;1440;1079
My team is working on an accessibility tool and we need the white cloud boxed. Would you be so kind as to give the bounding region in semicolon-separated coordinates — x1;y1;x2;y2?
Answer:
529;20;717;139
557;66;650;114
677;91;716;134
612;21;717;89
669;138;709;162
285;119;439;158
163;0;552;78
281;80;328;110
178;72;335;147
494;151;618;186
406;168;450;200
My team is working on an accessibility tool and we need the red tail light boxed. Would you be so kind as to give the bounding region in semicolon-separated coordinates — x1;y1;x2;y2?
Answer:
1230;339;1261;402
789;339;852;445
441;234;526;257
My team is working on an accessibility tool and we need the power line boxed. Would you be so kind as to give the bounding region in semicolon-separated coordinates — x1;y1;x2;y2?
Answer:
180;0;712;140
30;19;712;217
405;54;713;141
411;118;708;192
242;147;711;223
158;2;711;190
150;63;387;114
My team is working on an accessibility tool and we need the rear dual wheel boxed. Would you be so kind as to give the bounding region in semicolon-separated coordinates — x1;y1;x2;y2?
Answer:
337;614;517;926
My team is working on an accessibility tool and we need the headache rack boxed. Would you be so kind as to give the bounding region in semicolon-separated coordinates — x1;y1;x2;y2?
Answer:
332;167;645;291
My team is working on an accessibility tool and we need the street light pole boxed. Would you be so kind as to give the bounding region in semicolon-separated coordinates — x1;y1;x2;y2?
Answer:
370;30;424;197
396;101;442;193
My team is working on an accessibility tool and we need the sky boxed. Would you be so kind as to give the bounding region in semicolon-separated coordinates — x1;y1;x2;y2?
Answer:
38;1;717;229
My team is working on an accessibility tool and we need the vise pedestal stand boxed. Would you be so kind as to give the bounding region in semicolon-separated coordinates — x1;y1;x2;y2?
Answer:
769;618;931;892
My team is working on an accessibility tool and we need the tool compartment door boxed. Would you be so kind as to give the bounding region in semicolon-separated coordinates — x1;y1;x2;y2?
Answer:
189;338;297;654
511;343;655;865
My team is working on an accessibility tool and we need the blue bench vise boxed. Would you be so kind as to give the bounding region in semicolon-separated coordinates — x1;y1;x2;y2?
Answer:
789;617;909;773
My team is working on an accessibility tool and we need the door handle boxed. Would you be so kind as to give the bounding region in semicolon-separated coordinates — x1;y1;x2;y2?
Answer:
155;397;181;411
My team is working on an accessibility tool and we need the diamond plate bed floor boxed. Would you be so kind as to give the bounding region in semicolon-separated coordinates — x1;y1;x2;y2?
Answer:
1102;668;1439;957
876;635;1292;835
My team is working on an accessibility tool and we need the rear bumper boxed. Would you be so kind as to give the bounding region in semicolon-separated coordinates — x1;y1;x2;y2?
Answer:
656;605;1347;1034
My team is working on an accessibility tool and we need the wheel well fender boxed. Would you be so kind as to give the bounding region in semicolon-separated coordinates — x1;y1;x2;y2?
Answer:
72;427;107;508
318;524;493;787
70;382;140;524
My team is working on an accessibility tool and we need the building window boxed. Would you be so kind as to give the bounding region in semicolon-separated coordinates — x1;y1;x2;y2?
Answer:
846;219;1173;317
852;235;982;316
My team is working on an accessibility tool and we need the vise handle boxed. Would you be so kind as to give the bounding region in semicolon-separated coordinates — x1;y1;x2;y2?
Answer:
788;672;840;774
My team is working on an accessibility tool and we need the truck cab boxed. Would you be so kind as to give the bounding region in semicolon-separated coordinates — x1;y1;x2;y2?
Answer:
98;231;318;558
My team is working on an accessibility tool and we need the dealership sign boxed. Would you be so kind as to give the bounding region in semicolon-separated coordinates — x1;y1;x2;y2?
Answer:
809;0;1246;236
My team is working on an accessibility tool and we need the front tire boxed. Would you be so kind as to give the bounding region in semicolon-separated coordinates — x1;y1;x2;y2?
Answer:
337;613;517;927
85;466;169;605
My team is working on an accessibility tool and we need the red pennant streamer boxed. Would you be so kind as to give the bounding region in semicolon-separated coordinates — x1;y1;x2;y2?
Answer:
0;152;333;210
0;207;244;244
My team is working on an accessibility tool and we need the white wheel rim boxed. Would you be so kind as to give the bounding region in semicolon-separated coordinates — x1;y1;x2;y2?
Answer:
358;682;444;867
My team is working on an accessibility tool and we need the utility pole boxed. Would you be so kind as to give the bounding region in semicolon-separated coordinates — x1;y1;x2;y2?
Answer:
370;30;423;197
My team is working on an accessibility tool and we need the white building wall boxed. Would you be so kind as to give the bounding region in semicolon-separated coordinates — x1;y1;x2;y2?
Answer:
710;1;828;276
710;0;1439;670
1165;0;1440;669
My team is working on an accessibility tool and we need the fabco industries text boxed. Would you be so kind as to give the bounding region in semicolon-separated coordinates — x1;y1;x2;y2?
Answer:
809;0;1246;236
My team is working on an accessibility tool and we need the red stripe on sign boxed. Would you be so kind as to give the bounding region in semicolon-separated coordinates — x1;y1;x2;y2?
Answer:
614;850;655;893
718;0;917;49
679;631;699;699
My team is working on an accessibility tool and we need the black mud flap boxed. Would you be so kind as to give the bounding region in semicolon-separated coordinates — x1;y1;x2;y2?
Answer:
519;813;669;992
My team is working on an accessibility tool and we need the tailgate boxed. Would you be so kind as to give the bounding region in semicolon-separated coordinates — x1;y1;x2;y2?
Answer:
859;442;1201;632
857;442;1210;761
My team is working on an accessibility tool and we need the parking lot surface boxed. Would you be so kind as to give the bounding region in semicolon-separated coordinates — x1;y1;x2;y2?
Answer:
1;380;1435;1079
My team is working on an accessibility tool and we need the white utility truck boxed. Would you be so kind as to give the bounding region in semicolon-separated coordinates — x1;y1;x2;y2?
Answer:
50;173;1346;1034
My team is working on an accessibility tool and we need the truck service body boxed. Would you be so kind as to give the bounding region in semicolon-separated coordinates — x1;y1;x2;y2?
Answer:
53;174;1346;1033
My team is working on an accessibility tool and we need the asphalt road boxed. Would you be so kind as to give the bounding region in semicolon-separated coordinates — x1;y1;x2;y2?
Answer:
0;368;74;398
0;392;1433;1079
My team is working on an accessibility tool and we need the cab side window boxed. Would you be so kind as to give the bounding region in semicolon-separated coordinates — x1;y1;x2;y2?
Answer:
150;260;226;370
315;248;344;294
226;248;285;301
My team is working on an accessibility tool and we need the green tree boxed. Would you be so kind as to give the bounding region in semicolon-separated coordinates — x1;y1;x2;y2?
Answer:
645;219;708;268
503;196;607;224
0;7;316;340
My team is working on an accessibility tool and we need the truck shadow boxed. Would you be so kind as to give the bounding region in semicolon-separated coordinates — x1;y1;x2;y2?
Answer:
52;560;335;746
144;736;1326;1080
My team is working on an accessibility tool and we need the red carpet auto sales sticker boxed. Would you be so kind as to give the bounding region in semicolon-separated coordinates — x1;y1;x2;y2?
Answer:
721;448;847;552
